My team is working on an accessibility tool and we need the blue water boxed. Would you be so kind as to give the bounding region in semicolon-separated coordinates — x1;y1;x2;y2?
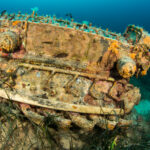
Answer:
0;0;150;33
0;0;150;117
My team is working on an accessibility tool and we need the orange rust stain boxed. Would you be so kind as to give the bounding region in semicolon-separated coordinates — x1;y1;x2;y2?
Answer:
141;70;147;76
6;69;14;73
108;41;119;50
108;41;120;56
129;53;136;59
1;52;9;57
72;106;77;109
0;29;5;32
12;20;21;26
20;103;31;111
107;124;115;130
133;65;137;72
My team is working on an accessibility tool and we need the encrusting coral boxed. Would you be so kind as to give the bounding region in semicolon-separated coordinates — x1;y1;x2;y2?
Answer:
0;31;19;52
117;57;137;78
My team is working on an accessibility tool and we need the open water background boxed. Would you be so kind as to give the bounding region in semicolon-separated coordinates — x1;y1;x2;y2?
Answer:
0;0;150;33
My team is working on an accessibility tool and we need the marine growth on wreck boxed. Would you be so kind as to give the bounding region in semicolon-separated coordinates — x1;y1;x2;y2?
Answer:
0;10;149;131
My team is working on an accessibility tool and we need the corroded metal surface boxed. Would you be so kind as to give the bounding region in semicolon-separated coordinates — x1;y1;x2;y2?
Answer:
0;11;149;131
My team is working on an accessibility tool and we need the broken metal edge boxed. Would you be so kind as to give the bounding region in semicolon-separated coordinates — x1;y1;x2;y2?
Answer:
0;88;124;115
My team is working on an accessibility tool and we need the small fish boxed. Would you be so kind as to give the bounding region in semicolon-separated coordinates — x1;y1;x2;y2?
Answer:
1;10;6;17
9;15;15;21
42;41;53;44
65;13;73;18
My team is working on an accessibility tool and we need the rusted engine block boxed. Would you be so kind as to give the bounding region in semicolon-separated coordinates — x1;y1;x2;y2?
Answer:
0;11;149;131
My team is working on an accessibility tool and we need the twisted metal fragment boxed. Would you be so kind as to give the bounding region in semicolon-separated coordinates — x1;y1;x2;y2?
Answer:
0;88;124;115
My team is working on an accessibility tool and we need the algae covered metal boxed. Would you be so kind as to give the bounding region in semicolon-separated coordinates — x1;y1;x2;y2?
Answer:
0;10;149;131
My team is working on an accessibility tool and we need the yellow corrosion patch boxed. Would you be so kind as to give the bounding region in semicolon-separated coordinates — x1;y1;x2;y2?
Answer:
143;36;150;47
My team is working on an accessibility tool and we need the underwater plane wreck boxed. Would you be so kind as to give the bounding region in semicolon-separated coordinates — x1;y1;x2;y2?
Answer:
0;10;149;131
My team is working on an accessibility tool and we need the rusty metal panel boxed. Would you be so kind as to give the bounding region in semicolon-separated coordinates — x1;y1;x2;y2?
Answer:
26;23;107;62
